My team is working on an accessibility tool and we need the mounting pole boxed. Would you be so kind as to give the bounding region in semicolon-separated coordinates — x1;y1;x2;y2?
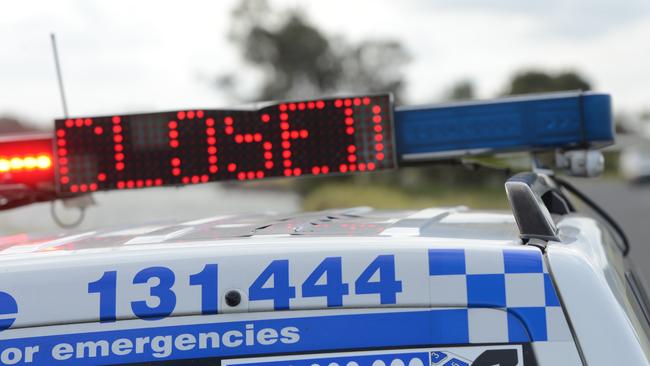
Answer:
50;33;69;118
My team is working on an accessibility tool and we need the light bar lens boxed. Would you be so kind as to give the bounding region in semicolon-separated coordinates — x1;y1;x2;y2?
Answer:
0;155;51;173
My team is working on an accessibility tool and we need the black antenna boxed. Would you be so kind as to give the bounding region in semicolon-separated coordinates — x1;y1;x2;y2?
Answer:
50;33;69;117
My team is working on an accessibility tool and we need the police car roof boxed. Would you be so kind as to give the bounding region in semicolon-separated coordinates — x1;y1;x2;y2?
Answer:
0;207;520;259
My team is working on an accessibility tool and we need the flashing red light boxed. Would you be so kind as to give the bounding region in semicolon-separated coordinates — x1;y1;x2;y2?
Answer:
0;134;55;189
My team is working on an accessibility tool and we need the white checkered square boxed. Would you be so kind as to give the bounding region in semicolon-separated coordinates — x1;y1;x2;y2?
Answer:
546;307;572;341
465;248;504;274
429;275;467;306
468;308;509;343
505;273;545;307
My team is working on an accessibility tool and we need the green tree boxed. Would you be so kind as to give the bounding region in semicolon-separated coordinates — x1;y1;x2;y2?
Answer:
220;0;409;103
444;80;475;101
506;70;591;95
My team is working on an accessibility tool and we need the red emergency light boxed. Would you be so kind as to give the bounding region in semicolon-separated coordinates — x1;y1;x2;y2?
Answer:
0;133;55;189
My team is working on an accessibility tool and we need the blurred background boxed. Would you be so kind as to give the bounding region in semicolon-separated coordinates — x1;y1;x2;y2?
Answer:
1;0;649;270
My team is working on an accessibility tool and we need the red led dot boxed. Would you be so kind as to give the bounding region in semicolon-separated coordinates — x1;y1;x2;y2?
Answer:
244;134;253;143
322;166;330;174
60;167;69;175
169;130;179;139
298;102;305;110
372;105;381;114
289;103;296;111
79;184;88;192
368;162;376;170
235;135;244;143
113;125;122;133
293;168;302;176
75;118;83;127
290;131;299;139
171;158;181;166
84;118;92;126
94;126;103;135
207;137;216;145
247;171;255;180
299;130;308;138
237;172;246;180
224;116;233;125
377;152;385;160
60;176;69;184
254;133;262;142
264;151;273;160
373;115;382;123
228;163;237;172
182;176;190;184
344;108;353;116
136;180;144;188
279;104;287;112
353;98;361;106
114;135;123;143
280;122;289;130
349;164;357;172
359;163;367;171
347;145;356;153
312;166;321;175
206;128;215;136
281;141;290;149
70;185;79;193
155;179;163;186
117;181;125;189
98;173;106;181
308;101;315;109
58;148;67;156
346;127;355;135
168;121;177;129
280;113;288;121
177;111;186;120
225;126;234;135
191;176;200;184
344;99;352;107
57;139;66;147
58;157;68;165
345;117;354;125
282;150;291;159
56;129;66;137
334;99;343;108
172;168;181;176
363;97;371;105
146;180;153;187
187;111;195;119
116;162;124;171
209;166;218;173
112;116;121;124
281;131;290;140
283;160;292;167
261;114;270;123
65;119;74;127
115;153;124;161
197;110;204;118
284;169;292;177
201;175;209;183
316;100;325;109
374;125;382;133
348;155;357;163
206;118;215;127
340;164;348;173
256;171;264;179
209;155;218;164
170;140;179;148
376;143;384;151
265;161;274;169
375;134;383;142
208;146;217;154
115;144;123;152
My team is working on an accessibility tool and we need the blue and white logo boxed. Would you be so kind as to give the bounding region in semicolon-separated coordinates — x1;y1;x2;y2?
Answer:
0;291;18;331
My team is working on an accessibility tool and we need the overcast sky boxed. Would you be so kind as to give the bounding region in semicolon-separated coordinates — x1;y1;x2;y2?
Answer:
2;0;649;128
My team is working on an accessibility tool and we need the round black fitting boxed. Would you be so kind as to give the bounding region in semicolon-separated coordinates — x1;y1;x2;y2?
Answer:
225;290;242;307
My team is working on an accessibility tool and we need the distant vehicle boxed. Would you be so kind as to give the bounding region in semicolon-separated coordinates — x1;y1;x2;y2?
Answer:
620;143;650;183
1;92;648;365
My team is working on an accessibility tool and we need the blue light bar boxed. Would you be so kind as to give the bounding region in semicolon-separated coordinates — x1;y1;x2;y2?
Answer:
394;91;613;163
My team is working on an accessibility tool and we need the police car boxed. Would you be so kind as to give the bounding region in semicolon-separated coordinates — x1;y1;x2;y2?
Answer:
1;92;649;365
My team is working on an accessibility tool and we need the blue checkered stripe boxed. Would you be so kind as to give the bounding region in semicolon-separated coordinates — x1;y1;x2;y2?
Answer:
428;247;571;343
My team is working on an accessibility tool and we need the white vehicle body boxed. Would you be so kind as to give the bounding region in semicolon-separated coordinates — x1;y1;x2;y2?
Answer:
0;207;648;366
